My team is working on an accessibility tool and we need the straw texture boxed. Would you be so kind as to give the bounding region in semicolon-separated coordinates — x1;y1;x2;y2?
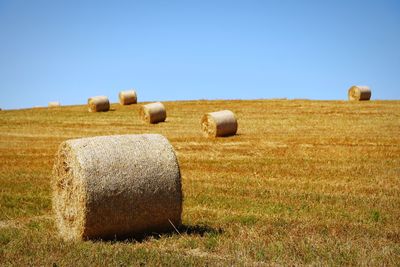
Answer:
119;90;137;105
48;101;61;107
201;110;238;137
88;96;110;112
52;134;182;240
348;86;371;101
139;102;166;123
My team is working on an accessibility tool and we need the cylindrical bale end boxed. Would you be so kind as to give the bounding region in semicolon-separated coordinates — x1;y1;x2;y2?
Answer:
88;96;110;112
119;90;137;105
139;102;166;124
348;86;371;101
52;134;182;241
48;101;61;108
201;110;238;137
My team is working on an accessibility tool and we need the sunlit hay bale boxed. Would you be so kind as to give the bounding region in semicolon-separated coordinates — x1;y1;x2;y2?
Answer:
52;134;182;241
119;90;137;105
201;110;238;137
48;101;61;108
348;86;371;101
139;102;166;123
88;96;110;112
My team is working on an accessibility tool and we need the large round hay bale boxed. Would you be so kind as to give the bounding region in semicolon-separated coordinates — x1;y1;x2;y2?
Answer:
348;86;371;101
119;90;137;105
52;134;182;241
88;96;110;112
48;101;61;108
201;110;238;137
139;102;166;123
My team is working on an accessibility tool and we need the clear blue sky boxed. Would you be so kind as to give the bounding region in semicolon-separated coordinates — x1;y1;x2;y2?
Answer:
0;0;399;109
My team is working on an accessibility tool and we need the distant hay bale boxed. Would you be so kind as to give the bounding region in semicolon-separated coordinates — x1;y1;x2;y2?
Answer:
201;110;238;137
348;86;371;101
52;134;182;241
48;101;61;107
88;96;110;112
119;90;137;105
139;102;166;123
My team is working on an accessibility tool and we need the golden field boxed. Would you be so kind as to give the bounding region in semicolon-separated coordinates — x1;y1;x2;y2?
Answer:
0;99;399;265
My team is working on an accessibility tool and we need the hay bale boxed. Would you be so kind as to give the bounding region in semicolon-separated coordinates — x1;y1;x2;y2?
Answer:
119;90;137;105
52;134;182;240
201;110;238;137
139;102;166;123
48;101;61;107
348;86;371;101
88;96;110;112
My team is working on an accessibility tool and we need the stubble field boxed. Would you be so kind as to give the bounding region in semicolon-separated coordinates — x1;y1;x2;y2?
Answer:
0;99;399;265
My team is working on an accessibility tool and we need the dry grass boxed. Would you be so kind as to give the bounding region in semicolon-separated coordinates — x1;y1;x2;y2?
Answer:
0;99;399;266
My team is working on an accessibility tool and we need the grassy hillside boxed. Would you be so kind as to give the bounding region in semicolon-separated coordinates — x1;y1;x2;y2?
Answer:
0;99;399;265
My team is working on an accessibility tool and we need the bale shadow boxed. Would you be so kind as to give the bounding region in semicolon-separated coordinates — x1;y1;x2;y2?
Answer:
92;224;223;243
149;120;169;124
180;224;223;237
